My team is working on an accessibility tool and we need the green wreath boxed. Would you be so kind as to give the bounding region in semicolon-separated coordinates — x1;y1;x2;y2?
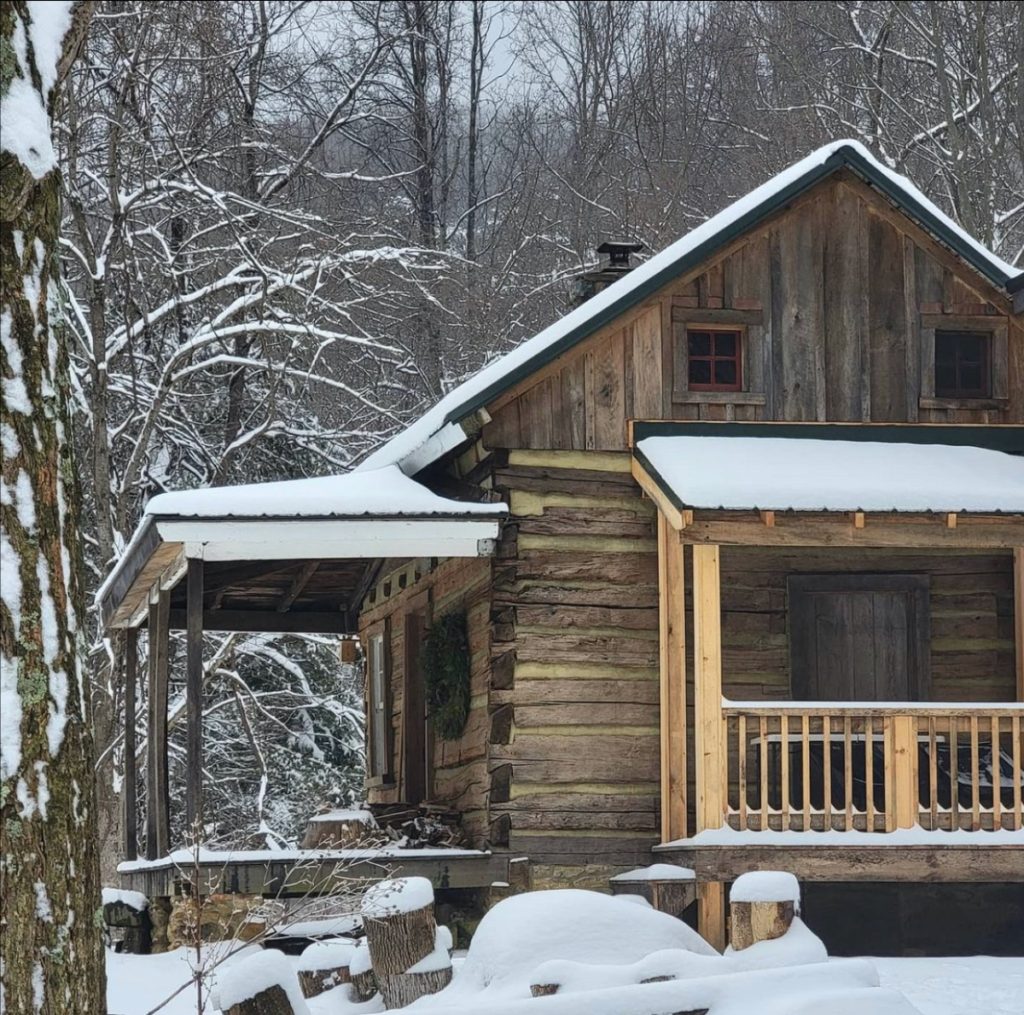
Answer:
421;612;471;740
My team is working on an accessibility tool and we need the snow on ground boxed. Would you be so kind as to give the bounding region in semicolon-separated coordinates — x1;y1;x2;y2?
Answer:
105;947;1024;1014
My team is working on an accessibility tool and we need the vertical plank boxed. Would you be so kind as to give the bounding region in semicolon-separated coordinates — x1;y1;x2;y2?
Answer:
844;715;853;829
591;332;626;450
822;715;832;831
801;714;810;831
892;714;916;829
123;627;138;861
867;212;908;421
759;715;769;830
738;714;747;829
146;587;171;859
928;716;938;829
1014;548;1024;703
561;357;586;451
632;305;664;419
698;882;727;953
185;558;204;836
992;715;1002;831
780;714;790;829
657;517;687;841
864;715;875;831
949;717;959;831
693;545;724;831
1012;715;1022;831
882;715;895;832
902;236;920;421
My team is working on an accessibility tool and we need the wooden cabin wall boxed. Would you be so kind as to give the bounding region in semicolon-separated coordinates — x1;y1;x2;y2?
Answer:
482;175;1022;452
715;548;1017;703
358;556;495;846
488;450;663;887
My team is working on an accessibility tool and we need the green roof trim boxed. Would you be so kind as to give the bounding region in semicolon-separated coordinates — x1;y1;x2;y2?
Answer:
440;144;1020;433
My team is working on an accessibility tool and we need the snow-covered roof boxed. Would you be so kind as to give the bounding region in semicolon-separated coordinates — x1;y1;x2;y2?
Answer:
146;463;505;519
634;435;1024;514
360;139;1022;478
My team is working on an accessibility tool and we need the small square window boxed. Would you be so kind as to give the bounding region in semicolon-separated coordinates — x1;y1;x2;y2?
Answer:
934;331;991;398
687;328;742;392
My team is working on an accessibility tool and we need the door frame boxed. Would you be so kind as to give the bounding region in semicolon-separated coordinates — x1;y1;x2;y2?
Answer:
787;573;932;701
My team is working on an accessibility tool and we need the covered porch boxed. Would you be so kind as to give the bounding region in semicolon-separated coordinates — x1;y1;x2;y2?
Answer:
98;464;506;889
629;421;1024;945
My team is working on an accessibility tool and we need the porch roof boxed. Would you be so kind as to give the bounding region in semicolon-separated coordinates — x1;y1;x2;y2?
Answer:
97;464;506;631
634;433;1024;515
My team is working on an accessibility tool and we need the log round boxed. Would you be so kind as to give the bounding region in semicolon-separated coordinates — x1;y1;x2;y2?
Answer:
297;964;350;999
530;983;559;997
729;900;795;951
350;966;377;1003
363;901;437;974
223;984;297;1015
379;968;453;1008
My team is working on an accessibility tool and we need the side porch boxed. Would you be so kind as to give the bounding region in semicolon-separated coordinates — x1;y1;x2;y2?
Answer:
630;422;1024;947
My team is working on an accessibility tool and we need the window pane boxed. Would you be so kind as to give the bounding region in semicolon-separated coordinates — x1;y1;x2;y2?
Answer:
714;332;737;357
959;362;983;393
934;333;957;368
689;359;712;385
714;360;737;386
688;331;711;356
934;362;957;395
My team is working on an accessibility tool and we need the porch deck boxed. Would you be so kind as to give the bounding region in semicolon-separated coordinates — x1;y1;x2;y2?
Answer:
117;846;512;899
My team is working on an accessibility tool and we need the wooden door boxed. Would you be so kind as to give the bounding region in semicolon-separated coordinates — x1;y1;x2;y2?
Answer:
403;602;431;804
788;574;931;701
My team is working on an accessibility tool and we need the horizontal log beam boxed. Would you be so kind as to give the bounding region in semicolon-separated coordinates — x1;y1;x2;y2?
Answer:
167;609;353;634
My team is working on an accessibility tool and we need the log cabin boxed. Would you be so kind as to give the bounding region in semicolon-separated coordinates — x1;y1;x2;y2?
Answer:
101;140;1024;954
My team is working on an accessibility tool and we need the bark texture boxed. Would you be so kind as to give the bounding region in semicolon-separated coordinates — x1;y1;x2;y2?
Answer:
729;900;796;951
0;2;103;1012
224;984;297;1015
298;964;351;999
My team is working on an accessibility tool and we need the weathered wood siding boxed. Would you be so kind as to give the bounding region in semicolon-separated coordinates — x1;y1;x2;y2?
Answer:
482;174;1021;449
359;557;494;846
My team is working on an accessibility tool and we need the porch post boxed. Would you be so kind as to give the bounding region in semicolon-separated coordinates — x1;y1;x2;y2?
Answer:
1014;547;1023;702
692;544;725;832
657;515;687;842
146;586;171;859
123;627;138;861
185;557;204;837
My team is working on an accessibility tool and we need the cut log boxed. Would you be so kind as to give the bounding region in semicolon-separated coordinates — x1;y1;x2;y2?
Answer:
378;968;453;1007
296;940;355;999
217;951;308;1015
300;808;378;849
728;871;799;951
530;983;559;997
349;939;377;1003
223;984;298;1015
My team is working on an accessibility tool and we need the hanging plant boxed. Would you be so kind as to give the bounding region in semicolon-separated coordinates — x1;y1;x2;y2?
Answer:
421;611;471;740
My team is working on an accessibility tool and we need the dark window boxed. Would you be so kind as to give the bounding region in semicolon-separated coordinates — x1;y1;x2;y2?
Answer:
687;328;742;391
934;330;991;398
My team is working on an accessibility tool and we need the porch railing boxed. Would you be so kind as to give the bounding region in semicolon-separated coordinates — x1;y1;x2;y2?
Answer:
722;703;1024;833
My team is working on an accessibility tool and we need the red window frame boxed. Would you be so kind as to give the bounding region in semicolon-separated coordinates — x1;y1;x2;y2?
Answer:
934;330;991;399
686;327;743;392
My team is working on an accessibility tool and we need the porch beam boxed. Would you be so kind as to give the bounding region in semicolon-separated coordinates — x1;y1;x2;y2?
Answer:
678;514;1024;549
277;561;319;612
123;628;138;861
632;456;689;530
657;516;687;842
692;544;725;832
145;585;171;860
168;609;352;634
185;558;204;836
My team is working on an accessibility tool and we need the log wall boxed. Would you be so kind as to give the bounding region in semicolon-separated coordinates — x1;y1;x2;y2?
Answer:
482;174;1022;450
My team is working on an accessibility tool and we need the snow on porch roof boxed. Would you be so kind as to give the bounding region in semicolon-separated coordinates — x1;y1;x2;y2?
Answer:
144;463;506;519
358;139;1022;478
634;435;1024;514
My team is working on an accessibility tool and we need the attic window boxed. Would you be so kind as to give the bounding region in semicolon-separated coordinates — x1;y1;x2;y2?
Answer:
934;330;991;399
687;328;742;391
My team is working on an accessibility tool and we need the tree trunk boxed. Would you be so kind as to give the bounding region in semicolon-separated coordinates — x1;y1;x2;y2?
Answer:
0;3;103;1011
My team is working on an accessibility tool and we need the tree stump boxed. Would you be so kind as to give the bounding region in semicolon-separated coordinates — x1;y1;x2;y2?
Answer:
297;940;355;999
102;893;152;955
728;871;799;951
223;984;299;1015
217;950;309;1015
360;877;452;1009
300;809;379;849
349;940;377;1002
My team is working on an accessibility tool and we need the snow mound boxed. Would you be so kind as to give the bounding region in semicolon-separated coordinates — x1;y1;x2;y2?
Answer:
361;876;434;918
610;863;696;882
102;887;149;911
730;871;801;906
349;938;372;976
213;949;310;1014
429;888;717;1001
408;926;454;974
296;938;356;972
308;807;377;825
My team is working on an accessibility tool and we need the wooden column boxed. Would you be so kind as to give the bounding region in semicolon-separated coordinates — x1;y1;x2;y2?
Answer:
146;587;171;859
1015;548;1024;702
697;881;726;953
123;627;138;861
692;544;725;831
185;558;204;837
658;515;687;842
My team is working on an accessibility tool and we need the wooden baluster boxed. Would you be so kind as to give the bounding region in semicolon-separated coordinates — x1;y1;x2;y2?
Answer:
822;715;832;831
970;715;981;831
759;715;769;831
801;714;811;831
992;715;1002;831
1012;715;1022;832
843;716;853;830
780;714;790;830
949;718;959;831
892;715;916;830
928;717;938;830
737;714;747;830
883;716;895;832
865;715;875;831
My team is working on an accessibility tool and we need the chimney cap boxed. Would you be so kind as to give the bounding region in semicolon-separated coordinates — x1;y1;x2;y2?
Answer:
596;240;645;269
